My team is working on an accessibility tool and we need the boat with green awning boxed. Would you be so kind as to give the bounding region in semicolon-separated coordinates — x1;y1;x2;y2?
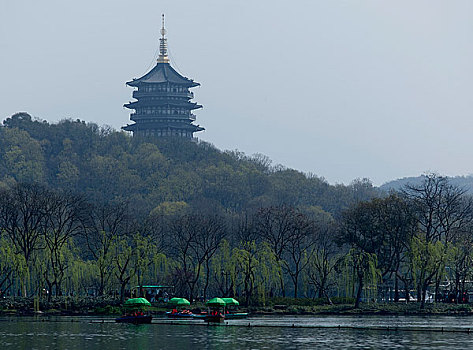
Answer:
116;298;152;324
221;298;248;319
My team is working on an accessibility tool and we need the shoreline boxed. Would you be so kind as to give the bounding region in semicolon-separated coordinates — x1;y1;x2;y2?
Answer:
1;297;473;317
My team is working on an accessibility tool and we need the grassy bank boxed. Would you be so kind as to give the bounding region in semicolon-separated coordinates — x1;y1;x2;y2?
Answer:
1;296;472;317
249;297;473;316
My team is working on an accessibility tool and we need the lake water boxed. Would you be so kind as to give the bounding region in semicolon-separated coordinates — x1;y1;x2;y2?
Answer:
1;315;473;349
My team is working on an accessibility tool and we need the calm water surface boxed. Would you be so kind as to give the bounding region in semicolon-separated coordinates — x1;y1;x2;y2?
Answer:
1;315;473;349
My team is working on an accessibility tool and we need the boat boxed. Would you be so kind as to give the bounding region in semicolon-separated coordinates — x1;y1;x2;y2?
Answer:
166;297;193;318
221;298;248;319
166;309;194;318
204;297;226;323
191;313;207;320
204;311;225;323
115;297;152;324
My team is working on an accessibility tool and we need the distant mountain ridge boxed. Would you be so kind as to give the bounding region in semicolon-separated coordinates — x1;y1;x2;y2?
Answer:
381;175;473;193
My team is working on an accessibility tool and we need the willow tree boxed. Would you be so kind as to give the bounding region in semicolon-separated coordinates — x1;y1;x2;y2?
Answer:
449;226;473;301
0;235;27;296
343;248;380;308
210;239;238;297
233;241;258;306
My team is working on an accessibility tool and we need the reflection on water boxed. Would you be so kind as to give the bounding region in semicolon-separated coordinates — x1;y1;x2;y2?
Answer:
0;316;473;349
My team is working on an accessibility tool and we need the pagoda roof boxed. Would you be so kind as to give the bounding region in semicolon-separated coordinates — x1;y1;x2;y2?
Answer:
127;62;199;87
122;122;204;132
124;100;202;110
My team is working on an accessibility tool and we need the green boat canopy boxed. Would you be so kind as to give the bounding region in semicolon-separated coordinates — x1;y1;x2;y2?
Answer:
221;298;239;306
168;297;190;306
206;297;226;307
124;298;151;307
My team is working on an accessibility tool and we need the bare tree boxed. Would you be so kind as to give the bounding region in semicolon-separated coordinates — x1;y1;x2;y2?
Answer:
84;201;131;296
281;213;316;298
169;214;226;302
0;183;48;264
308;220;339;303
402;173;472;308
252;206;300;297
41;190;88;299
0;183;52;296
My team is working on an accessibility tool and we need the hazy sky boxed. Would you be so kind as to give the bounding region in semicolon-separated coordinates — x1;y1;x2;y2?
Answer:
1;1;473;185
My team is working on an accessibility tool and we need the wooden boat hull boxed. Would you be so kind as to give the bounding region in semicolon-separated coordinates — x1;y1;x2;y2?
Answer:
204;314;225;323
115;315;152;324
192;314;206;319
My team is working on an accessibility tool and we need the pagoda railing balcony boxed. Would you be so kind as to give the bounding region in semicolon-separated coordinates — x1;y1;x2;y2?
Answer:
133;90;194;99
131;112;193;121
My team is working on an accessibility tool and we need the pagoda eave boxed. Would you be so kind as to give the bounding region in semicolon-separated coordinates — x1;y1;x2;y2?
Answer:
122;122;204;132
127;81;200;88
124;101;202;110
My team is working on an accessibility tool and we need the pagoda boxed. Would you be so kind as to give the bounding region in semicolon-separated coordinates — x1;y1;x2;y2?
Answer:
122;15;204;138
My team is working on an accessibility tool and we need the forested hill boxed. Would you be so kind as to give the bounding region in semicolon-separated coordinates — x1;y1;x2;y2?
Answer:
381;175;473;193
0;113;378;217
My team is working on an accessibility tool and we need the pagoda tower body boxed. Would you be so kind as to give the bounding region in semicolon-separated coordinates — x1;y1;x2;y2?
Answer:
122;15;204;138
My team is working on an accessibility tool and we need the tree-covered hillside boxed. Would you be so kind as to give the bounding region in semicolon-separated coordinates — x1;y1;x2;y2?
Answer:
381;174;473;193
2;113;473;308
0;112;378;217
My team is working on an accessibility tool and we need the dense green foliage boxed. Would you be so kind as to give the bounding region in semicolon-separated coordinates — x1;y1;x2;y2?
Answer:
0;113;378;217
2;113;473;310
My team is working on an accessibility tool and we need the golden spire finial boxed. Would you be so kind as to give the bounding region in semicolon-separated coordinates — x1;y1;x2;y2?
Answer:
157;13;169;63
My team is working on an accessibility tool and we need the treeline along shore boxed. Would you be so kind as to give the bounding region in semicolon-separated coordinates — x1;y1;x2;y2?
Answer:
1;113;473;315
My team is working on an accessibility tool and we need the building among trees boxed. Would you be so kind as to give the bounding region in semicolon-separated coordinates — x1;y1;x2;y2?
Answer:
122;15;204;138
